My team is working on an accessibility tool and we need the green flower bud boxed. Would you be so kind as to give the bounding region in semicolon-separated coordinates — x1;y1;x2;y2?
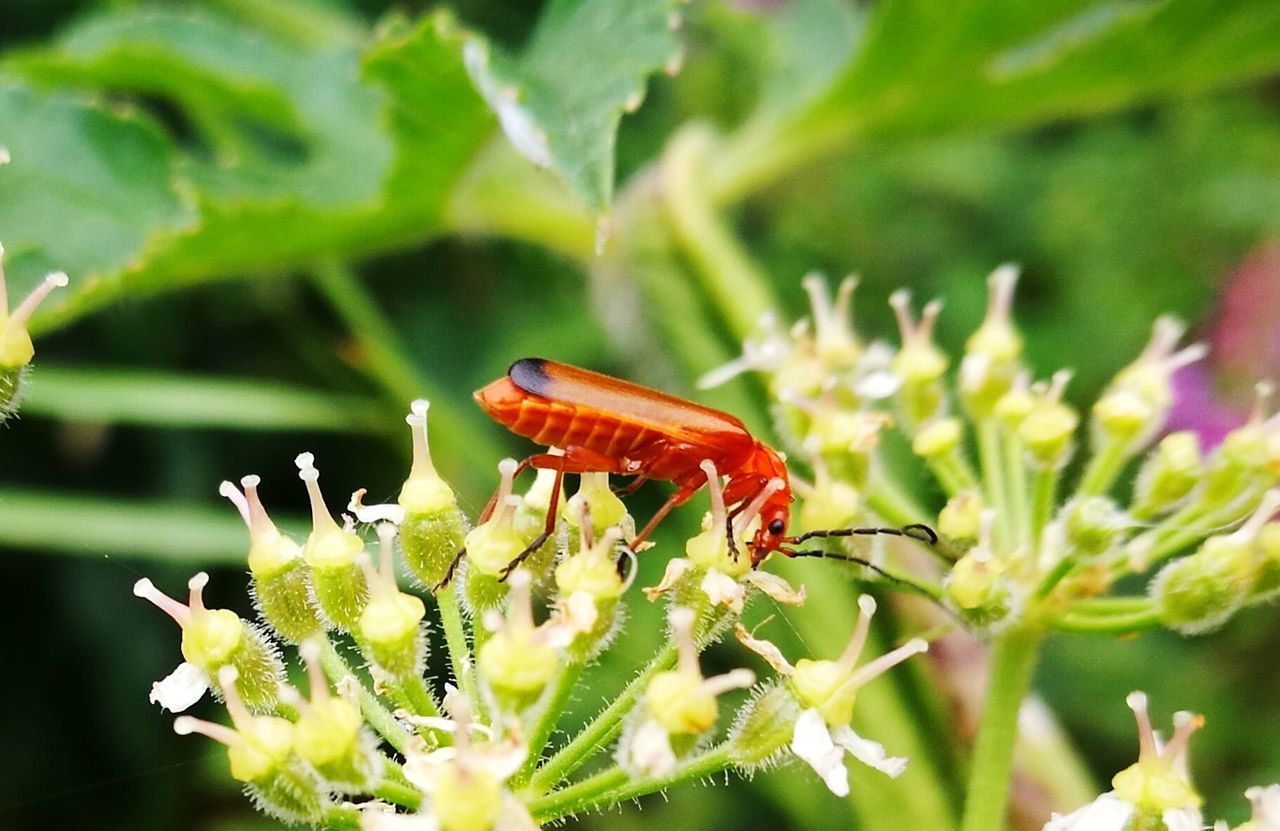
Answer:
993;378;1034;429
960;265;1023;417
175;667;327;824
647;670;718;734
511;464;563;578
1061;496;1125;558
555;527;626;660
477;571;558;710
1131;431;1202;519
889;291;949;429
1018;371;1078;468
296;453;368;632
563;472;627;536
399;401;469;587
465;460;526;582
221;476;322;645
359;525;428;680
1254;522;1280;597
944;512;1013;626
0;250;68;420
288;641;379;791
1153;491;1280;634
134;573;284;712
1200;386;1277;509
912;417;962;459
797;471;860;534
727;684;804;768
939;491;983;541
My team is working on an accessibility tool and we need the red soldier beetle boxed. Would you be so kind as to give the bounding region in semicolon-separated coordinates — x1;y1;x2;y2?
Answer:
442;358;936;587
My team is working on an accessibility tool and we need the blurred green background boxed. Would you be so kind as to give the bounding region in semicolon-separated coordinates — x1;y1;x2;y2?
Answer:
1;0;1279;829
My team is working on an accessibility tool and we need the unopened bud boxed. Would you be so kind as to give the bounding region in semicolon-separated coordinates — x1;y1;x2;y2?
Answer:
296;454;368;631
1061;496;1125;558
1131;431;1202;518
939;491;983;541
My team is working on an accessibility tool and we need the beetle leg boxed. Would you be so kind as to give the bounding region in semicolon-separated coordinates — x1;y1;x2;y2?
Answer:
498;467;566;582
611;474;649;498
631;484;700;549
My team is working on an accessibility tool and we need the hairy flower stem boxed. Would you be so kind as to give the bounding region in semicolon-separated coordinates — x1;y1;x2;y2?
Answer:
531;745;736;822
322;806;361;831
1077;436;1129;497
513;660;586;786
436;588;482;713
977;419;1014;549
1051;607;1161;634
527;640;679;794
373;778;424;810
1029;467;1059;555
959;626;1043;831
386;674;441;723
317;638;413;755
1002;432;1030;542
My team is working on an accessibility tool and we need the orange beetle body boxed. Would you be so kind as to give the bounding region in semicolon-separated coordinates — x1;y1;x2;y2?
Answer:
475;358;792;563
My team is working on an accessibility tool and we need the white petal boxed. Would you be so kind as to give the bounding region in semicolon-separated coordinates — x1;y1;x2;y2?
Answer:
149;662;210;713
744;570;806;606
349;490;407;525
1247;784;1280;827
561;590;600;634
700;568;745;611
855;370;901;401
497;795;539;831
1162;808;1203;831
480;737;529;783
1043;793;1135;831
643;558;691;601
629;718;678;778
830;725;908;778
403;748;456;793
790;708;849;797
733;623;794;675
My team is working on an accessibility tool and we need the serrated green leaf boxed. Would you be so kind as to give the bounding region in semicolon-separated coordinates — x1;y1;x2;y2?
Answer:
462;0;684;213
20;365;388;433
800;0;1280;140
3;8;492;334
0;82;194;304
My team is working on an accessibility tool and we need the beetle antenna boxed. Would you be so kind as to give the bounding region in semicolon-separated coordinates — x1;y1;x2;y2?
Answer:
785;523;938;547
781;547;941;601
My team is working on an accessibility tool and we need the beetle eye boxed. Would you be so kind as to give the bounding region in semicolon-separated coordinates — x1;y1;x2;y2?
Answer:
768;519;785;535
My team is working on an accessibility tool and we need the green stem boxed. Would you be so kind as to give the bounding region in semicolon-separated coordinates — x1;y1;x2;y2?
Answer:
390;673;442;721
659;126;777;343
1076;436;1130;498
977;419;1013;549
1066;596;1153;615
513;660;587;785
1028;466;1058;554
372;778;423;810
1002;431;1029;545
322;805;361;831
436;588;482;712
531;745;735;822
528;641;679;794
317;638;412;755
959;626;1043;831
1051;607;1160;634
927;448;980;499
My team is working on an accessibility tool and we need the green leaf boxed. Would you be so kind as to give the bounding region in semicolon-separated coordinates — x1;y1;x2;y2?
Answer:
802;0;1280;140
0;487;299;564
4;7;492;334
20;365;388;433
0;82;194;306
461;0;684;213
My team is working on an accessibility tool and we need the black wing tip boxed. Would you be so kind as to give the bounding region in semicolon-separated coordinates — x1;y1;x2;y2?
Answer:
508;357;552;395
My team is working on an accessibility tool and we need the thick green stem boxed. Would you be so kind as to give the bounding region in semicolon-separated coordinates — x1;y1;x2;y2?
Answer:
959;626;1043;831
436;588;482;713
528;641;679;794
531;745;735;822
513;660;586;786
659;126;777;343
1051;607;1160;634
317;638;413;755
322;805;361;831
927;447;980;499
387;673;441;721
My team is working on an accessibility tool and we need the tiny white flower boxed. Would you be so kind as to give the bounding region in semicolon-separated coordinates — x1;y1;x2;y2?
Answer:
349;488;406;525
701;567;745;610
629;717;678;778
1044;792;1135;831
1246;784;1280;829
149;661;210;713
790;708;849;797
